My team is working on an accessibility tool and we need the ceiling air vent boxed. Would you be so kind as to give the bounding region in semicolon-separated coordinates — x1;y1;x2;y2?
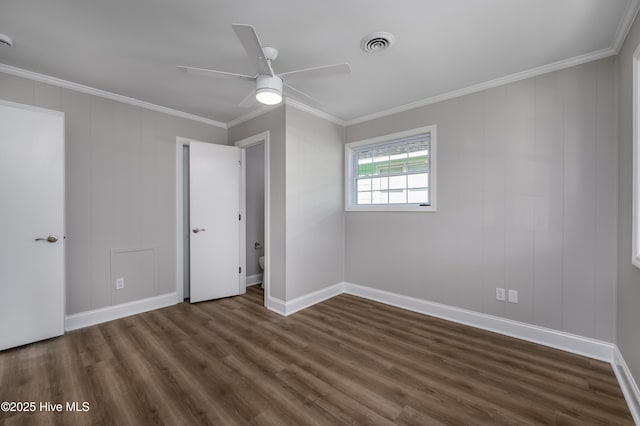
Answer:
0;33;13;47
360;32;394;53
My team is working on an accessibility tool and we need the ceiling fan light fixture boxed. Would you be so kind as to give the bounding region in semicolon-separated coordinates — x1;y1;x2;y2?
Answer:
256;88;282;105
255;75;283;105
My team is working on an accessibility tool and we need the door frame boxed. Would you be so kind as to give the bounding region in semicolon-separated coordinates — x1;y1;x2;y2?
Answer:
234;131;270;308
175;133;270;308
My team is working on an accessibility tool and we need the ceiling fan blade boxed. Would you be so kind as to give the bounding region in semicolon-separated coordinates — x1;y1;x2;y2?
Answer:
284;83;323;108
238;90;256;108
279;63;351;82
177;65;255;82
232;24;274;77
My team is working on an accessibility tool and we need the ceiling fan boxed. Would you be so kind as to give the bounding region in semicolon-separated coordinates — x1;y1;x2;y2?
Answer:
178;24;351;107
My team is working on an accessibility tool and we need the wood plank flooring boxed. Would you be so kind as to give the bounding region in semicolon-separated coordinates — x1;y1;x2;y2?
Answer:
0;286;633;425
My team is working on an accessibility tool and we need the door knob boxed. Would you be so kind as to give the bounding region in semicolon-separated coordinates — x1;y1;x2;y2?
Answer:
192;228;206;234
35;235;58;243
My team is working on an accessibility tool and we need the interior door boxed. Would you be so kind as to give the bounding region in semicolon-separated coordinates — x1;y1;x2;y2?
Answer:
0;100;65;351
189;141;242;303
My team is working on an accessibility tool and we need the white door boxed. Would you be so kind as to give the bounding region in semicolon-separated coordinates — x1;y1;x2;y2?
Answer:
0;100;65;351
189;141;242;303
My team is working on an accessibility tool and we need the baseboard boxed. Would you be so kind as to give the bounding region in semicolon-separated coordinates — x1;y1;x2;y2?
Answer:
246;273;263;287
60;279;639;421
267;296;286;316
65;292;178;331
613;346;640;424
283;283;344;316
342;282;615;362
267;282;344;316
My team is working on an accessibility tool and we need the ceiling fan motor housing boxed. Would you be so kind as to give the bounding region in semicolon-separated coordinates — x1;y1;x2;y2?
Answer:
256;74;283;104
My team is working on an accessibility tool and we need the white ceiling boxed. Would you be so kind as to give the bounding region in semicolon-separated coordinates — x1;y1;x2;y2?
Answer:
0;0;637;126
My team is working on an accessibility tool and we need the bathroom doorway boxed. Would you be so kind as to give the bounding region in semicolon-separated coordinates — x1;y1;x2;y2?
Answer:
243;143;265;287
235;131;270;308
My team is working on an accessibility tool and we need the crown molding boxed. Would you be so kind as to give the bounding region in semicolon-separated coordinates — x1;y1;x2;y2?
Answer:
6;0;638;133
345;47;616;126
345;1;640;127
284;98;346;126
613;0;640;53
0;63;227;129
226;104;278;129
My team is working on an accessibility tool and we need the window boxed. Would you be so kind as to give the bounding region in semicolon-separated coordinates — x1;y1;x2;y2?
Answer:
345;125;436;212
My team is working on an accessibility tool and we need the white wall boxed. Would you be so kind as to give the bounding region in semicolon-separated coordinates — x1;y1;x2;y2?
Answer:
344;58;618;342
0;72;226;315
245;143;265;277
285;106;345;300
616;9;640;384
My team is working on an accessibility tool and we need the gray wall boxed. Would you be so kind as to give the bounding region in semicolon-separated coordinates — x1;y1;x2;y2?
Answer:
245;143;265;277
617;11;640;384
285;106;345;300
345;58;618;342
0;72;226;315
228;106;344;301
228;107;286;299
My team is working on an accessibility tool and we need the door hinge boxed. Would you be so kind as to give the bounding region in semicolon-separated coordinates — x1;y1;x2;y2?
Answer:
239;266;242;274
239;213;241;221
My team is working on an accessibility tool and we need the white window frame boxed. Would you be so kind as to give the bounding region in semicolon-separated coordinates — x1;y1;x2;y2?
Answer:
345;125;437;212
633;44;640;268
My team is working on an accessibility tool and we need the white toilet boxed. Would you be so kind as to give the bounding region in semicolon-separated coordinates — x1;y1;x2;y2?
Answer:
258;256;265;288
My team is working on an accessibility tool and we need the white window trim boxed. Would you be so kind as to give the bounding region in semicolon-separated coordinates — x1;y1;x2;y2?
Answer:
633;45;640;269
345;125;437;212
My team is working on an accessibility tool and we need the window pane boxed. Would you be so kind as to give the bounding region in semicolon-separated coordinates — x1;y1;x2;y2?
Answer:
408;149;428;157
357;178;371;191
371;177;388;190
389;189;406;204
356;138;429;178
357;191;371;204
407;154;428;173
371;190;389;204
350;131;434;208
408;188;429;203
371;152;389;177
408;173;428;188
357;152;374;176
389;152;408;161
389;175;406;190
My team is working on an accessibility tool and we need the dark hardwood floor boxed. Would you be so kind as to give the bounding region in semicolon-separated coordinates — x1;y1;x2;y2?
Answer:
0;286;633;425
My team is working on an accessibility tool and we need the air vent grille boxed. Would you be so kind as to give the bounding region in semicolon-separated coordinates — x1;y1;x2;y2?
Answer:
0;33;13;47
360;32;394;53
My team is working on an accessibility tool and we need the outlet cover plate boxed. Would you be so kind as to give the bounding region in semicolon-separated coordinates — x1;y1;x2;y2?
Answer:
508;289;518;303
496;288;506;301
116;277;124;290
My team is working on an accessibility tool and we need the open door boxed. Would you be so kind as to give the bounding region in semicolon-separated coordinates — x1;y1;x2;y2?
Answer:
189;141;243;303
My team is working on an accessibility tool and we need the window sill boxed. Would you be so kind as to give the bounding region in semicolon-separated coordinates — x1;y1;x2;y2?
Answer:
345;205;437;213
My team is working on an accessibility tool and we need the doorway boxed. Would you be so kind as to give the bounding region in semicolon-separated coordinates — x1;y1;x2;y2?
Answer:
176;132;270;308
235;131;270;307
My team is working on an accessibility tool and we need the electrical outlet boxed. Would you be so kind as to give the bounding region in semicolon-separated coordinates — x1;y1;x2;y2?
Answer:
496;287;506;301
508;289;518;303
116;277;124;290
